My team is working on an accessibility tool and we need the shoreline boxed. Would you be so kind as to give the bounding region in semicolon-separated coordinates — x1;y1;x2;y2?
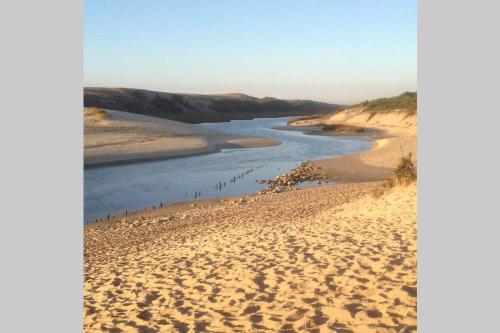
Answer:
272;123;395;183
85;184;326;228
286;109;417;183
84;109;281;168
272;124;388;138
85;110;416;224
84;124;391;225
84;139;280;169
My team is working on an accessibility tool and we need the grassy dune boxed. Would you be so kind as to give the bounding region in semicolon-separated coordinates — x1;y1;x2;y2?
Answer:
360;92;417;113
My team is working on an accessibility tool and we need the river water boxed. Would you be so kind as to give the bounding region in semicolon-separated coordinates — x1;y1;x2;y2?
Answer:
84;117;372;223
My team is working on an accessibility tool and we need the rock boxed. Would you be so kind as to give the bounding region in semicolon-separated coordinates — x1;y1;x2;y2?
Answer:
256;162;322;195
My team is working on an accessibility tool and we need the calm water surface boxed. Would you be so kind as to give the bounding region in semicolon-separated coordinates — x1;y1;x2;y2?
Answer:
84;117;372;223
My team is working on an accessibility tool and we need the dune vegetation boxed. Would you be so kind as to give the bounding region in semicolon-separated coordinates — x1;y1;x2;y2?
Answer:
84;107;108;121
322;124;365;133
360;92;417;113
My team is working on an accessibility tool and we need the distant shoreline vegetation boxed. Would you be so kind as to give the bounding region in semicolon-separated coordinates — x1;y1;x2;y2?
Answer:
360;92;416;113
210;98;330;114
288;92;417;125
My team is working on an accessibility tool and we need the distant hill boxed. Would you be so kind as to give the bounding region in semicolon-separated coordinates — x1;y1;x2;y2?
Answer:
84;87;341;123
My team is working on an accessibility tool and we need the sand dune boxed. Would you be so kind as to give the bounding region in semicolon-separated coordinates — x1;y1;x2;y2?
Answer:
84;182;416;333
289;107;417;183
84;109;280;167
312;135;417;183
290;106;416;137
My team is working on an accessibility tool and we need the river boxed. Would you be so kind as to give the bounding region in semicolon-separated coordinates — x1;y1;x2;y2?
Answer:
84;117;372;223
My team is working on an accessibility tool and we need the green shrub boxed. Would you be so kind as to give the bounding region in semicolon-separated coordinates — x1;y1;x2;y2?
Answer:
361;92;417;113
322;124;365;133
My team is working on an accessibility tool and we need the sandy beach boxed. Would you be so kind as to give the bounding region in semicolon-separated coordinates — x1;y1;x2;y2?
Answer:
84;181;416;333
84;104;417;332
84;109;280;167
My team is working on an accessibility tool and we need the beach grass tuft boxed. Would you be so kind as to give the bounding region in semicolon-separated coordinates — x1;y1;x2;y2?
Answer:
373;152;417;198
392;152;417;184
84;107;108;121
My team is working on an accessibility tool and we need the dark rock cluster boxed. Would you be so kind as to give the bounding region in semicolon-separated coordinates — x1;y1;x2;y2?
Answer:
257;162;324;194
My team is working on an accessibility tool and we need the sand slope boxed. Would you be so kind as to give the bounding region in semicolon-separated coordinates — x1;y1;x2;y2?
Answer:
290;107;416;137
84;110;280;167
289;107;417;182
84;182;416;333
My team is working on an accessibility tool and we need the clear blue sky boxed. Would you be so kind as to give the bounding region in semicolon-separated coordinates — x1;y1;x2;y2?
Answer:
84;0;416;104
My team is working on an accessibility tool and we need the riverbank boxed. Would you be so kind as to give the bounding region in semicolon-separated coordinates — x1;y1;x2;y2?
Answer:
85;115;372;222
288;106;417;183
84;106;416;225
84;109;280;168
